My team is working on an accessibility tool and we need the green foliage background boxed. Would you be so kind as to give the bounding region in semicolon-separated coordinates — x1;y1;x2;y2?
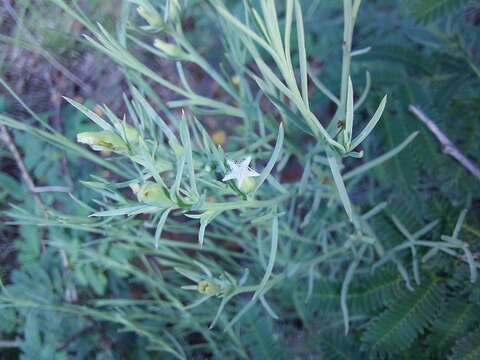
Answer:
0;0;479;359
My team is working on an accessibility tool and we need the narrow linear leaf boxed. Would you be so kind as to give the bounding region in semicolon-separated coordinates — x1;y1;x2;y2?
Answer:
308;68;340;105
327;148;353;221
284;0;294;69
344;77;354;146
90;205;156;217
260;295;279;320
353;71;371;111
344;132;419;180
154;208;173;249
341;245;367;334
253;123;284;194
197;210;222;247
350;94;388;150
295;0;309;108
64;97;113;131
253;215;279;301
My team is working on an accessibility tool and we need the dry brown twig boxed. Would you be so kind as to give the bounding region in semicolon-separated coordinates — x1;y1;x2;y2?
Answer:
409;105;480;180
0;339;20;349
0;125;46;212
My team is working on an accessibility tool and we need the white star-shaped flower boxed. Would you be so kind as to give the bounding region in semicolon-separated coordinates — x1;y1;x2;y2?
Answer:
222;156;260;186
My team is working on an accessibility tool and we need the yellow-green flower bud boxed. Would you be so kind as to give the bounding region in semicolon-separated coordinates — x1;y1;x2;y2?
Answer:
169;141;184;157
122;124;140;145
137;5;165;29
212;130;226;145
231;75;241;86
130;181;173;206
156;159;173;172
167;0;182;23
130;156;173;172
197;280;218;295
238;177;256;193
77;131;128;153
154;39;187;59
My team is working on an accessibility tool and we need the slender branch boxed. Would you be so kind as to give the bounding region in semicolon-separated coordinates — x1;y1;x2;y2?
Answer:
327;0;356;133
33;186;72;193
0;339;21;348
0;125;45;213
409;105;480;180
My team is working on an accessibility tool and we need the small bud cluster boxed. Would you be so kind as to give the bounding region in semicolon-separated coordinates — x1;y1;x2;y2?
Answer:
77;124;139;154
136;0;182;31
153;39;187;59
129;182;173;207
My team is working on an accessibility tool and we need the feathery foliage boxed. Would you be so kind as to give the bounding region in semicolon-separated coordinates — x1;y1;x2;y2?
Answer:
0;0;478;358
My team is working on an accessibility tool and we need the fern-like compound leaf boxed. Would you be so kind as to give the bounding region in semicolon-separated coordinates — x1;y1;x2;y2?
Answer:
407;0;469;23
427;298;480;355
450;326;480;360
319;331;366;360
361;277;445;356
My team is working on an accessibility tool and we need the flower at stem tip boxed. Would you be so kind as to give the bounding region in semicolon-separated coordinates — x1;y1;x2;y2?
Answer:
222;156;259;192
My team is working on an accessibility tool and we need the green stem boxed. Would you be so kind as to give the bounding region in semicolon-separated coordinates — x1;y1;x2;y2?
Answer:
328;0;356;134
201;195;290;211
